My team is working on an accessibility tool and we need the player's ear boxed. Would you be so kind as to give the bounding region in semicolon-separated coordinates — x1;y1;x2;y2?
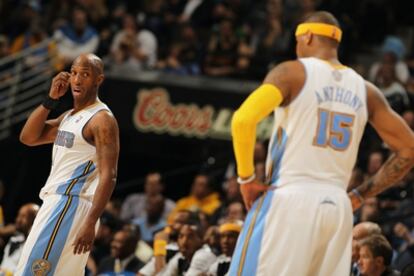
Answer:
305;32;313;45
96;74;104;86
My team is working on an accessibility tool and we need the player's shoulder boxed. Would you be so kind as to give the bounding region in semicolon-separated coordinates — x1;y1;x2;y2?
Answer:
364;80;390;119
86;109;119;136
264;60;306;105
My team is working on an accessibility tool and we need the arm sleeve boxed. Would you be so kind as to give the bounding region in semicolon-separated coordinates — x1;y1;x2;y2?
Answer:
231;83;283;178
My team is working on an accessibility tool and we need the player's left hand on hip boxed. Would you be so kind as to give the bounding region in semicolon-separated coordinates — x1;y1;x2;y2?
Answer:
240;181;273;211
73;223;95;255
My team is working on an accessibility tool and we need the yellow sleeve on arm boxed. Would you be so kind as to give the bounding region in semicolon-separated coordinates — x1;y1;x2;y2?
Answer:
231;84;283;178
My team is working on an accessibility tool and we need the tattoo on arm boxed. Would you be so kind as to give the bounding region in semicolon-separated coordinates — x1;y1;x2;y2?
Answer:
357;150;414;199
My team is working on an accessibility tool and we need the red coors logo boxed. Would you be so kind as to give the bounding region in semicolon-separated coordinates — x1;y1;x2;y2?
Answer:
133;88;214;138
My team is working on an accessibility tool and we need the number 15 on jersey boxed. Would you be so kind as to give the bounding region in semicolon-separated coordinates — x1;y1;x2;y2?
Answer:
313;108;355;151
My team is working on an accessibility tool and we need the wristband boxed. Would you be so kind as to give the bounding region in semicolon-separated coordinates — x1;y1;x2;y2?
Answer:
351;189;364;204
237;173;256;185
42;95;60;110
153;240;167;256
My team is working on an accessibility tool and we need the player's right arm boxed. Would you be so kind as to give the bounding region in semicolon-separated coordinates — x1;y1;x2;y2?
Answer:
232;60;305;209
350;81;414;210
19;72;70;146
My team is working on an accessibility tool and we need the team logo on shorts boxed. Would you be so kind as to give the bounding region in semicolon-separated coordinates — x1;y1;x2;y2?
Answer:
32;259;51;276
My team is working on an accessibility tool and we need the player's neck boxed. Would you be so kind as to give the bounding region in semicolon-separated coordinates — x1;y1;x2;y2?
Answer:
311;49;340;65
72;97;100;114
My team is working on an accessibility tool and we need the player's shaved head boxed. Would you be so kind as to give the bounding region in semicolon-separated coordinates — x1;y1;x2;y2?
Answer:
73;53;104;75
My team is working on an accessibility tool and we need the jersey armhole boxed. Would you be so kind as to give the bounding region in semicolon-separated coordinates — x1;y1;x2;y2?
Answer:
81;108;111;146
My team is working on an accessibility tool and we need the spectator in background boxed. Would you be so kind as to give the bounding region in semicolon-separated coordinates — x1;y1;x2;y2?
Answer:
104;198;122;219
0;203;39;275
157;24;203;75
97;228;144;275
351;222;382;276
168;173;221;224
348;167;367;192
204;19;242;77
10;19;48;54
367;150;385;177
9;18;62;70
373;62;410;114
369;36;410;85
89;211;123;273
108;13;157;73
185;225;218;275
121;172;175;222
392;222;414;270
138;210;194;276
358;234;400;276
208;220;243;276
225;201;246;222
250;11;289;79
359;197;381;223
159;223;204;275
53;6;99;67
132;194;167;244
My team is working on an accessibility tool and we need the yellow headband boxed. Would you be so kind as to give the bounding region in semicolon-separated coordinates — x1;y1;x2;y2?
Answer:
295;23;342;42
219;223;242;233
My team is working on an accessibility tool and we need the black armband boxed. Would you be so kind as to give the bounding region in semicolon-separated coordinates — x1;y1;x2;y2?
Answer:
42;95;60;110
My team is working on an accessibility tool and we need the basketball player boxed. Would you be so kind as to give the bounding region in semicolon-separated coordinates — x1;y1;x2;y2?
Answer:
229;11;414;276
16;54;119;275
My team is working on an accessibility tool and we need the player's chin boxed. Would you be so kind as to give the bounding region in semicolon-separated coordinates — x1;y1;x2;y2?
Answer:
72;91;83;99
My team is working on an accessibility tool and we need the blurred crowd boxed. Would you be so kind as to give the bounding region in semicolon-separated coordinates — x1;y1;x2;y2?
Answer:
1;0;414;275
0;0;413;81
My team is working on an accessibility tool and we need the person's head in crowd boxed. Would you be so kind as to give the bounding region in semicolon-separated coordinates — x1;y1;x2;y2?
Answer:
204;226;220;253
122;13;137;32
146;194;165;224
72;6;89;34
223;176;241;203
105;198;122;218
191;173;212;200
178;223;204;261
0;35;9;58
180;24;197;43
226;201;246;221
367;151;384;176
376;62;398;88
219;220;242;257
15;203;39;236
144;172;164;197
360;197;380;222
402;111;414;131
111;227;140;260
352;222;382;263
169;210;193;241
381;36;406;63
358;234;394;276
96;211;122;245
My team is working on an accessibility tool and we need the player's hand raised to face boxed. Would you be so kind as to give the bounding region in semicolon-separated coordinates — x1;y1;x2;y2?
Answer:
49;72;70;99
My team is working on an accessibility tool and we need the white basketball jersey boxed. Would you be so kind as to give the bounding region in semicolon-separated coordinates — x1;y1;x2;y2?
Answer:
266;57;368;190
40;101;111;201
